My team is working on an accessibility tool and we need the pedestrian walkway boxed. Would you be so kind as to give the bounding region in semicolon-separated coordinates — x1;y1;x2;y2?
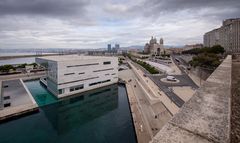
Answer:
128;61;179;115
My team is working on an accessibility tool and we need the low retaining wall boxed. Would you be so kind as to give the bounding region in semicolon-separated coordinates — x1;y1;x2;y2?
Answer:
0;81;2;109
151;55;232;143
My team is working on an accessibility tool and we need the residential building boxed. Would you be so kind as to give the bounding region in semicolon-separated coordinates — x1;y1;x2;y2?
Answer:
183;44;203;51
204;18;240;53
36;55;118;98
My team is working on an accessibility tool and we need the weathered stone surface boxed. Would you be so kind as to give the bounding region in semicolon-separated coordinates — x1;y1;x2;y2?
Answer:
231;55;240;143
152;123;213;143
151;55;232;143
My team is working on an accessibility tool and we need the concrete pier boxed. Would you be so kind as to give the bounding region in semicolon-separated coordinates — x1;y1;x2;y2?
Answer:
119;66;172;143
125;82;152;143
0;79;38;121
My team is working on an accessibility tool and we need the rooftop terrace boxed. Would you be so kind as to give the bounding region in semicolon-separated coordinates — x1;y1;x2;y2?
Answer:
0;79;38;121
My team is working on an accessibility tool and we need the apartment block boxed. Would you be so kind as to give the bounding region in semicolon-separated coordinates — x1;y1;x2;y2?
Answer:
204;18;240;53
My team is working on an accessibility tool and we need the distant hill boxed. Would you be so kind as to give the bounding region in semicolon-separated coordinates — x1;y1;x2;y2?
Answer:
121;45;144;50
121;45;184;50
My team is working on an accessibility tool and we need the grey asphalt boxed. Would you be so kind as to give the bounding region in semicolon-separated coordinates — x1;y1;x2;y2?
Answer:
131;57;199;108
132;62;185;107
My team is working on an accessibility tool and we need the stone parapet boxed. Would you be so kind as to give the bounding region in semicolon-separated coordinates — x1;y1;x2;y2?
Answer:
151;55;232;143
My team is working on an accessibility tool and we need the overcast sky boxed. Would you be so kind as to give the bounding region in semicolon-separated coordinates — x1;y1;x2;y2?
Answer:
0;0;239;49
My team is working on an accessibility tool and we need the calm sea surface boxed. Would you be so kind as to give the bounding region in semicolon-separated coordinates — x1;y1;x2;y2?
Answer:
0;80;137;143
0;52;54;66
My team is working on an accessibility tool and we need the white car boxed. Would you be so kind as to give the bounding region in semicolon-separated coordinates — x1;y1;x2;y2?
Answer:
166;76;177;81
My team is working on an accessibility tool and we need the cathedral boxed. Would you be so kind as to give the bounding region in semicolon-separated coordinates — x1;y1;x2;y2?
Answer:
144;37;164;55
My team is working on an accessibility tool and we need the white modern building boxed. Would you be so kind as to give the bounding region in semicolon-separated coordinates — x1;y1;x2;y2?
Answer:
36;55;118;98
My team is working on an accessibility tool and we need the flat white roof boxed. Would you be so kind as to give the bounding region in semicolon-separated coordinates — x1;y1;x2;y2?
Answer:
37;55;116;62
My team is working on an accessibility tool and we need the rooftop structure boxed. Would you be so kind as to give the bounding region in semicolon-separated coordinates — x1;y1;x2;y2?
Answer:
36;55;118;98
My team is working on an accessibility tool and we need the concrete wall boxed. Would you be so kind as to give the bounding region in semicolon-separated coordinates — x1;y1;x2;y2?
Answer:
151;55;232;143
0;81;2;109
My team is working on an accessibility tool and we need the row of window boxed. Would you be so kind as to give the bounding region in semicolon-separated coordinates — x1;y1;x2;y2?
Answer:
59;72;116;85
64;70;115;76
93;68;114;72
58;76;99;85
89;79;111;86
58;78;114;95
67;61;111;68
67;63;99;68
105;73;116;76
64;72;85;76
70;84;84;92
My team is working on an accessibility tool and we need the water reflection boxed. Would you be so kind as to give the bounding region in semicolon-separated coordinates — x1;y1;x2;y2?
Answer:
41;84;119;135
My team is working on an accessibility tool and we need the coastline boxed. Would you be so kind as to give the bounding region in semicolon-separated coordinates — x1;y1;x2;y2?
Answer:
0;53;60;60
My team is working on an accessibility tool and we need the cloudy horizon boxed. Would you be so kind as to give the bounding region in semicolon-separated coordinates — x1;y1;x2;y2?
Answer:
0;0;239;49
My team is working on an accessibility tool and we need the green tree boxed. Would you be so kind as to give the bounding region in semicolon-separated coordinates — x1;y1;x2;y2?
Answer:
0;65;15;73
210;45;225;54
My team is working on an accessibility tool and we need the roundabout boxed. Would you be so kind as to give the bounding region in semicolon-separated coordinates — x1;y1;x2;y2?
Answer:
160;76;180;83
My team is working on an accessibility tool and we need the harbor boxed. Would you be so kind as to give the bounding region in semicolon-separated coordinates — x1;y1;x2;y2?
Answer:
0;78;137;143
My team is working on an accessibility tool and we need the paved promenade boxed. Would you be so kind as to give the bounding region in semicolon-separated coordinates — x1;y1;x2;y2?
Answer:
125;82;152;143
120;68;172;143
128;61;179;115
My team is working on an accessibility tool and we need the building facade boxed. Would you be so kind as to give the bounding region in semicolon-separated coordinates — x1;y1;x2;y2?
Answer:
107;44;111;52
36;55;118;98
144;37;165;55
183;44;203;51
204;18;240;53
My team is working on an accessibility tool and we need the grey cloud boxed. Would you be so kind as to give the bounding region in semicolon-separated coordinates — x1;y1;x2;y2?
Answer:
130;0;240;20
0;0;240;49
0;0;89;17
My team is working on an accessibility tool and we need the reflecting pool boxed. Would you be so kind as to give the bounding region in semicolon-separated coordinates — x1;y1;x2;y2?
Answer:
0;81;137;143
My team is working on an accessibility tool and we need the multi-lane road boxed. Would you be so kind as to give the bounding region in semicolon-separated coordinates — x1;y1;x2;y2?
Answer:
132;56;198;108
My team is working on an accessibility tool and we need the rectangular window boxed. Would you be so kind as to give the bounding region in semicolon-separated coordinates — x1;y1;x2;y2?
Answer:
70;84;84;92
3;96;10;100
64;73;75;76
89;79;111;86
103;61;111;65
102;79;111;83
4;103;11;107
58;89;65;94
93;68;114;72
67;63;99;68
